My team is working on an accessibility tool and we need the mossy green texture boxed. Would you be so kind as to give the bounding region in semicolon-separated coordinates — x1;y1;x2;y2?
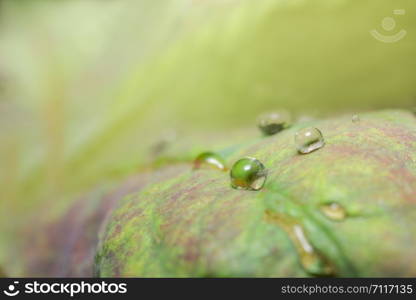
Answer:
94;110;416;277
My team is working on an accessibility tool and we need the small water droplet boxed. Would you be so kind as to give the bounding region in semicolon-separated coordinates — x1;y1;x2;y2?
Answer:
230;157;267;191
265;211;335;277
321;202;346;221
193;152;226;171
151;129;177;156
257;111;291;135
351;114;360;123
294;127;325;154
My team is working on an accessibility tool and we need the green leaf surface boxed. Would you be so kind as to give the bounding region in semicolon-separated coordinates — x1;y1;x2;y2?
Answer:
2;0;416;277
87;109;416;277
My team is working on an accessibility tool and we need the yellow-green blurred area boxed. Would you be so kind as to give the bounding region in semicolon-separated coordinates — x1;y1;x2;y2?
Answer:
0;0;415;275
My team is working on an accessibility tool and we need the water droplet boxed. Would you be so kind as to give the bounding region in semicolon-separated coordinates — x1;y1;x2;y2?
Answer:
351;114;360;123
292;225;334;276
230;157;267;191
257;111;291;135
151;129;177;156
265;210;335;277
294;127;325;154
193;152;226;171
321;202;346;221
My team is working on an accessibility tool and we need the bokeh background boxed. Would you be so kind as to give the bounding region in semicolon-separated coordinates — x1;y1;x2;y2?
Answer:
0;0;415;276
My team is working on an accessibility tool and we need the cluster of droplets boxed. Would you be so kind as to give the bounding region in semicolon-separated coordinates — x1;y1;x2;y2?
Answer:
193;152;268;191
192;111;364;194
190;110;361;276
190;111;364;191
257;110;326;154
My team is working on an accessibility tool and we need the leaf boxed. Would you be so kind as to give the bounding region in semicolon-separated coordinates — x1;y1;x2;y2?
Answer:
26;109;416;277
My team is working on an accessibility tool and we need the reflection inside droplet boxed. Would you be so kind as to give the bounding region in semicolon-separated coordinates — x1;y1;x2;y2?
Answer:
193;151;226;171
321;202;346;221
230;157;267;191
294;127;325;154
257;111;292;136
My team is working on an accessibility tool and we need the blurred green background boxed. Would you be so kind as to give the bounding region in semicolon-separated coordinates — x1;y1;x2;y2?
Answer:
0;0;415;275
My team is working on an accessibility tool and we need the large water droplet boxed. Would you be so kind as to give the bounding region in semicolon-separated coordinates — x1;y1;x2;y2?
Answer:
193;152;226;171
265;211;335;277
230;157;267;191
321;202;346;221
294;127;325;154
257;111;291;135
351;114;360;123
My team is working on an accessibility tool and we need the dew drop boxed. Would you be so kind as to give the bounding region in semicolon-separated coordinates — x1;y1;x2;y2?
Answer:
257;111;291;135
265;211;335;277
230;157;267;191
292;225;335;276
151;129;177;157
193;152;226;171
321;202;346;221
294;127;325;154
351;114;360;123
